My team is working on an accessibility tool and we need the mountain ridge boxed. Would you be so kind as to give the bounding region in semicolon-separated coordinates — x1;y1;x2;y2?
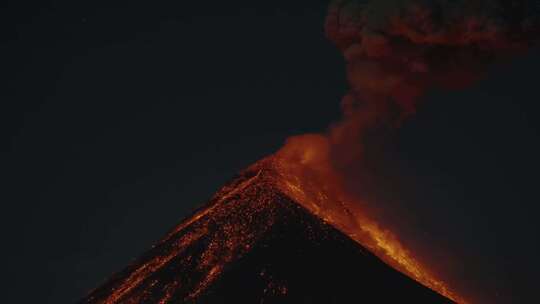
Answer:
81;157;454;304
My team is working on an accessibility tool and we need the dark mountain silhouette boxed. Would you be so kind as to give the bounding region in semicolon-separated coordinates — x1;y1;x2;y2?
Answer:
81;158;454;304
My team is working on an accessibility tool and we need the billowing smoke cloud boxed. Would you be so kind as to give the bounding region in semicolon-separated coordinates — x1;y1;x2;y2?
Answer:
325;0;538;172
277;1;538;303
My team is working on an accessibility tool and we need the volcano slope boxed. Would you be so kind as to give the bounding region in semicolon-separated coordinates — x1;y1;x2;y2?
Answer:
81;158;454;304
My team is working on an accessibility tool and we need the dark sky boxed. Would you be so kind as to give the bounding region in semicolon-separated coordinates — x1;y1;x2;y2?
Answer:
3;1;540;303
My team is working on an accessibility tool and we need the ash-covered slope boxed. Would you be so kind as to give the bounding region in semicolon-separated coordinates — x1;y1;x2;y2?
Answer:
81;158;454;304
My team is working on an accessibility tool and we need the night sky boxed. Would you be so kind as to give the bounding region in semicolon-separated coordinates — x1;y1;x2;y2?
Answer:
4;1;540;303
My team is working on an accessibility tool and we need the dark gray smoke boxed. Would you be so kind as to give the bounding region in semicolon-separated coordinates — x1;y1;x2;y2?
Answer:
317;1;539;303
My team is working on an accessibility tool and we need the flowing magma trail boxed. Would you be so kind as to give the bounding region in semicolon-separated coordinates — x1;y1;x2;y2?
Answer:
83;1;538;303
273;148;466;303
81;157;457;304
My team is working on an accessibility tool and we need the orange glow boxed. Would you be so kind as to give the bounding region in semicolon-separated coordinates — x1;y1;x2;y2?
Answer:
93;227;208;304
82;154;465;303
83;166;288;304
274;135;467;304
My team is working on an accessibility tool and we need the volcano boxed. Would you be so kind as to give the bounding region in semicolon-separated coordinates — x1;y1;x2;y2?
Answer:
81;158;455;304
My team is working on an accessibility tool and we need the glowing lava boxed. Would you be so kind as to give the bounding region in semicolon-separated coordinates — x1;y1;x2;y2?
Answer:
81;157;457;304
274;139;467;303
81;2;538;304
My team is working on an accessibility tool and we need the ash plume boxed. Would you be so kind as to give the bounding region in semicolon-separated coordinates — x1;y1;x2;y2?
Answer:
277;1;538;303
323;0;538;171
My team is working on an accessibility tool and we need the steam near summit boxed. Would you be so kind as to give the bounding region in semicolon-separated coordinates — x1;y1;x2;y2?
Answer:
81;1;539;304
279;0;538;302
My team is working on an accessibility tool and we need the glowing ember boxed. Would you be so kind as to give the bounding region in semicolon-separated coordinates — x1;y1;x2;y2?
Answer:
81;158;455;303
81;2;538;304
274;141;466;303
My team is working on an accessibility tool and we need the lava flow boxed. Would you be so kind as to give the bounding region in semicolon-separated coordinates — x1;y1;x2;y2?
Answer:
266;1;537;302
274;139;466;303
81;157;455;304
82;1;539;303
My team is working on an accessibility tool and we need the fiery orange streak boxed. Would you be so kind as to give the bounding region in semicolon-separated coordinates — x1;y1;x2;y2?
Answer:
97;228;208;304
273;141;467;303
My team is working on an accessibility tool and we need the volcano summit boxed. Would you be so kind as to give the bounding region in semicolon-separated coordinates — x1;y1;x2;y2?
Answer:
81;158;454;304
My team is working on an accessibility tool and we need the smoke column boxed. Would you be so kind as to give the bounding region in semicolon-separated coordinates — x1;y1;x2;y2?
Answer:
325;0;537;173
276;0;538;303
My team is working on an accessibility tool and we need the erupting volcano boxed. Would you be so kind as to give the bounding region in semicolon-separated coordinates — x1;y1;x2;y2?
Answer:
81;157;455;304
82;1;538;303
